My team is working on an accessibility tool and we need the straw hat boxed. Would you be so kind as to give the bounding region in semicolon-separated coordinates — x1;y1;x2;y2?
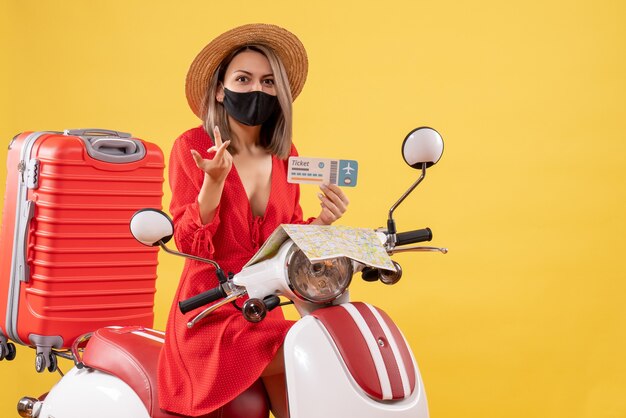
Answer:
185;23;308;119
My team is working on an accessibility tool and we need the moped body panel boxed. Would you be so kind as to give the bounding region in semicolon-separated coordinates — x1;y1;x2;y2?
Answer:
35;326;269;418
284;304;429;418
38;366;151;418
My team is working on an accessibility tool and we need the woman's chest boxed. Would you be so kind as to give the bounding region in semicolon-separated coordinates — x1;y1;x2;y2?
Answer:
233;153;273;217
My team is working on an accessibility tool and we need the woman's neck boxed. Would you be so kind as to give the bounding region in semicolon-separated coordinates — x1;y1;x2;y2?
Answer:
228;116;262;153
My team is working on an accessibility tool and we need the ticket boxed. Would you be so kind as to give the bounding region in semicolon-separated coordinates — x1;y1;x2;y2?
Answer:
287;157;358;187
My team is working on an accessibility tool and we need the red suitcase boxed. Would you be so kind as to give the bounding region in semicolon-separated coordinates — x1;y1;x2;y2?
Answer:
0;129;164;371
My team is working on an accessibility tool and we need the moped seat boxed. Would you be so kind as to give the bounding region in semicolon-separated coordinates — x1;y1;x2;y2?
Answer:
81;326;269;418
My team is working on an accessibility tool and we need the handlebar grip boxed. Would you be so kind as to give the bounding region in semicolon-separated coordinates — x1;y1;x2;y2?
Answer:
179;286;226;314
395;228;432;246
263;295;281;311
361;267;380;282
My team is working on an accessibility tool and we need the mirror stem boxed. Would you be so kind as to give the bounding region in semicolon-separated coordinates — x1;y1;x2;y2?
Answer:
387;163;427;246
158;241;227;282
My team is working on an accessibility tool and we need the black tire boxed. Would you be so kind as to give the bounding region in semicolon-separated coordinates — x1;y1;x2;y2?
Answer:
47;353;58;373
6;343;16;361
35;353;46;373
0;343;5;361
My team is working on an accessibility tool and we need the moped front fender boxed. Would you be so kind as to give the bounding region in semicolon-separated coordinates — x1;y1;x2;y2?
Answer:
284;303;429;418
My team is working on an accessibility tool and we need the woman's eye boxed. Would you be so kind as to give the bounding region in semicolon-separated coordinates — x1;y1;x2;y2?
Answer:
263;79;275;86
235;76;249;82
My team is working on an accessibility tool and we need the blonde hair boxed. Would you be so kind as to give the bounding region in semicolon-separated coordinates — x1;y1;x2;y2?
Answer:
202;45;293;159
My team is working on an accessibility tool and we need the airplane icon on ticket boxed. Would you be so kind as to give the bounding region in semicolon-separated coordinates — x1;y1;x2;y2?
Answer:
342;162;355;175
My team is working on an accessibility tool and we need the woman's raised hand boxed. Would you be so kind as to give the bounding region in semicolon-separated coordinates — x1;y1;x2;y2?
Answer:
190;126;233;183
313;183;350;225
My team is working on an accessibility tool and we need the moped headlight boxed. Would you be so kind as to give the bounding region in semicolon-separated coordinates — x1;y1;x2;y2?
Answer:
286;247;353;304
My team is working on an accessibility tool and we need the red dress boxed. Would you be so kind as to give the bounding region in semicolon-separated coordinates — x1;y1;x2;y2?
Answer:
158;126;313;416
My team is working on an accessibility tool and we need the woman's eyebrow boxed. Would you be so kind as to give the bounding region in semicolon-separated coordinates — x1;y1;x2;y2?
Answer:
232;69;274;77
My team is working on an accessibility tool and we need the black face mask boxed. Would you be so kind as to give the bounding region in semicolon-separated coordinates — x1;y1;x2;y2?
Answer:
222;88;279;126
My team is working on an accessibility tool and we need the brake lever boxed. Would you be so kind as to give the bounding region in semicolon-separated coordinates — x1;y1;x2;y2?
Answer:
388;245;448;255
187;289;247;328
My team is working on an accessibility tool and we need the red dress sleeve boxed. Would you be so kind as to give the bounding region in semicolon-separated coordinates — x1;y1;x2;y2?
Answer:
168;129;221;258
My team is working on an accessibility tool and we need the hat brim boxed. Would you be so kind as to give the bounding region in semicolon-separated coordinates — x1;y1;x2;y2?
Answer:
185;23;308;119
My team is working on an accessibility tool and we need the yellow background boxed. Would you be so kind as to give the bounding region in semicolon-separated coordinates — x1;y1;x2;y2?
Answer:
1;1;625;417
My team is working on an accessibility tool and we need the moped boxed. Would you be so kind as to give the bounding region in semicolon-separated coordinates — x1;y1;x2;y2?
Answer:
16;127;447;418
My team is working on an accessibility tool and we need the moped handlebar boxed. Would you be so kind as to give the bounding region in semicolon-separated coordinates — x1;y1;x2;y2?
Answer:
179;286;226;314
179;227;435;314
395;228;432;246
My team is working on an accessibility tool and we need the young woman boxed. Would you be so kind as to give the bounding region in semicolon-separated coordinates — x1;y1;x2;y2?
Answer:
158;24;349;418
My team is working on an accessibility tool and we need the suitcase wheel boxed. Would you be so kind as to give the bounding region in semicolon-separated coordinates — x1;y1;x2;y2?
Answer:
0;341;16;361
48;353;58;373
35;353;45;373
6;343;16;361
35;352;58;373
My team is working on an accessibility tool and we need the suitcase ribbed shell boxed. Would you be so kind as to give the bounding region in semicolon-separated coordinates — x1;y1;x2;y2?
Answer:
0;130;164;355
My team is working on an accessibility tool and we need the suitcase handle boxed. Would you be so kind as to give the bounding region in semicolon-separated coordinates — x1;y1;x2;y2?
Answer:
64;128;132;138
83;138;147;163
64;129;147;163
90;138;138;155
17;201;36;283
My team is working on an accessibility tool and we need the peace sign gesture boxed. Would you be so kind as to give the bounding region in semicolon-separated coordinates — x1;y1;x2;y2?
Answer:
190;126;233;183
